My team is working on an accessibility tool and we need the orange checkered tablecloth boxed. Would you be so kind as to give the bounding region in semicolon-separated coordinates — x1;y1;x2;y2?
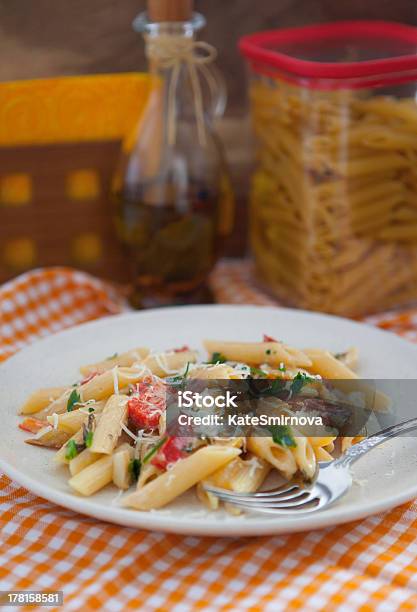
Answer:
2;263;417;611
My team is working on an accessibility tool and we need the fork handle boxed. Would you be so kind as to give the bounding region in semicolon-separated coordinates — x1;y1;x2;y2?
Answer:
336;416;417;468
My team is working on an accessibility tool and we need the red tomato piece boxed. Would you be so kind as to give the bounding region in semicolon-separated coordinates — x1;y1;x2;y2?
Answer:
172;345;190;353
80;371;99;385
128;377;166;430
128;396;162;429
151;436;193;470
263;334;278;343
19;417;45;433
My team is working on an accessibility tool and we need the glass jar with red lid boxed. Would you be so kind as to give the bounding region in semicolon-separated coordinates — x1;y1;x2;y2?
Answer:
240;21;417;316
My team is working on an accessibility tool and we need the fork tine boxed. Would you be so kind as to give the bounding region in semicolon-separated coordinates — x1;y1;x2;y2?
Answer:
225;498;323;515
248;484;301;498
223;494;321;512
204;486;308;504
219;491;315;509
203;482;300;500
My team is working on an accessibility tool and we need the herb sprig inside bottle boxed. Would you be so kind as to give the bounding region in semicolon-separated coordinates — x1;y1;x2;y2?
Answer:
113;0;234;308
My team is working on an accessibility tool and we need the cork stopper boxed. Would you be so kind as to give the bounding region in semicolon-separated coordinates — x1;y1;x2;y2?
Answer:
147;0;193;22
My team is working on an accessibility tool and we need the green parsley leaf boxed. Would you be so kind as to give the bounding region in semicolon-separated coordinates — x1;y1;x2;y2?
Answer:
257;378;286;397
278;363;286;372
168;362;192;389
265;349;271;355
290;372;314;396
143;437;168;464
129;458;141;481
65;439;79;460
107;352;118;360
167;375;182;384
67;389;81;412
250;366;268;377
206;352;227;365
85;431;94;448
268;425;297;448
179;362;191;390
183;361;190;380
83;414;95;447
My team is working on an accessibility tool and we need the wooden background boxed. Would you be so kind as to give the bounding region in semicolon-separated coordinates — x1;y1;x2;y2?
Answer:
0;0;416;114
0;0;416;271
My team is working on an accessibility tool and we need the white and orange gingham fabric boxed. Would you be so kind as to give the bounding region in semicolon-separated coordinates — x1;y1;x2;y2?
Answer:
2;263;417;611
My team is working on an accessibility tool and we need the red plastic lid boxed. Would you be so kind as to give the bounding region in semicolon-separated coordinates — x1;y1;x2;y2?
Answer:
239;21;417;88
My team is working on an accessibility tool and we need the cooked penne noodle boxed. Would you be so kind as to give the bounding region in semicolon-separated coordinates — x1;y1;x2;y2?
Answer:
334;347;359;371
113;443;134;490
20;387;67;415
211;437;245;449
141;350;198;377
204;454;270;493
204;340;312;368
309;436;337;449
189;364;242;379
341;436;364;452
137;462;162;488
90;395;129;455
54;429;85;464
292;436;316;480
53;410;104;464
304;349;358;379
46;401;105;434
196;483;220;510
80;368;147;403
79;347;149;376
314;446;334;462
204;452;265;512
35;389;74;420
69;449;101;476
122;446;241;510
247;437;297;481
69;455;113;496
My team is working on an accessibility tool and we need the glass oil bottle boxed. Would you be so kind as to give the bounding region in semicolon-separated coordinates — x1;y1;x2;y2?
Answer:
113;0;234;307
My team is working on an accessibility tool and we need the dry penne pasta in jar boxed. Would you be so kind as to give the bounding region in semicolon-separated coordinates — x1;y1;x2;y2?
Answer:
240;22;417;316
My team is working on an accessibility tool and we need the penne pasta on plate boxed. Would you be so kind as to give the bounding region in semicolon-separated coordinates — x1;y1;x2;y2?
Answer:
18;338;371;513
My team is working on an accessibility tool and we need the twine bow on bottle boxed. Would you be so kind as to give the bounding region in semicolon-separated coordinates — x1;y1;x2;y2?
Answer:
145;34;221;146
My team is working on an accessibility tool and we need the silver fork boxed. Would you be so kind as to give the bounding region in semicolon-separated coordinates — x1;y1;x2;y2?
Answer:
203;417;417;515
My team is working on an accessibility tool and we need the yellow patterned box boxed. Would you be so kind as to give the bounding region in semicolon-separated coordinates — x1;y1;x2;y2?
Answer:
0;73;153;282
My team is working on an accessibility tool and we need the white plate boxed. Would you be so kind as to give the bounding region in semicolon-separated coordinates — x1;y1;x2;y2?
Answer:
1;305;417;537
